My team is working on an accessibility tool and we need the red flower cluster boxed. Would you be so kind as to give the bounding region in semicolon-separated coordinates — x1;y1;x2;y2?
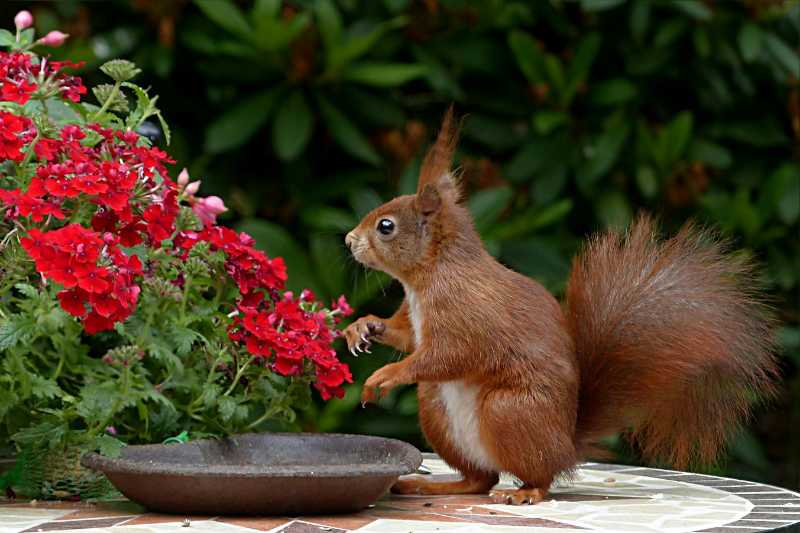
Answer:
229;291;353;400
175;227;353;398
20;225;142;334
1;49;352;398
0;110;31;162
0;51;85;104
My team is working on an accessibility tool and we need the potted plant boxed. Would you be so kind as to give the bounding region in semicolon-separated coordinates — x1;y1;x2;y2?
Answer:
0;11;353;499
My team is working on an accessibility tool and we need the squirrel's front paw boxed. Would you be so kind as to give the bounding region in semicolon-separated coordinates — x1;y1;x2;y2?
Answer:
362;362;410;404
343;316;386;356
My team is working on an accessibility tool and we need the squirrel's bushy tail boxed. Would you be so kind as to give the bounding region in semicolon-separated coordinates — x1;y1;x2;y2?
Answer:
565;214;778;469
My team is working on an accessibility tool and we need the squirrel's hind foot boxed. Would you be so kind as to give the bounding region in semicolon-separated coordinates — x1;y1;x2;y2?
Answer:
489;487;547;505
392;474;497;495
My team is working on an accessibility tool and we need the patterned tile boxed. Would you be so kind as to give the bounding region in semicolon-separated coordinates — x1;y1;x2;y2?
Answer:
1;459;798;532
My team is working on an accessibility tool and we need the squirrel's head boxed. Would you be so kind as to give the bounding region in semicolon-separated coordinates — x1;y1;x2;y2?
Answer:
345;107;479;284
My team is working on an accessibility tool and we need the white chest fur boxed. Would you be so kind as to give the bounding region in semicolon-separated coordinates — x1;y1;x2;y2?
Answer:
403;285;499;473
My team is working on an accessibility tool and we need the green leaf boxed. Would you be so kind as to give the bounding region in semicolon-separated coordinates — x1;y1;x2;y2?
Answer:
0;316;35;350
236;218;320;295
672;0;712;20
655;111;693;169
654;19;689;48
194;0;252;39
252;0;281;19
630;0;650;42
300;206;356;232
738;23;762;62
316;95;381;165
508;31;546;83
596;191;632;228
31;376;61;400
636;166;659;199
343;62;427;87
310;234;348;298
218;396;237;422
563;32;601;105
316;0;342;52
762;32;800;79
0;29;15;47
589;78;638;106
469;187;513;232
349;189;383;219
500;238;570;291
778;170;800;225
272;91;313;160
204;88;280;153
689;139;731;168
488;199;573;241
95;435;125;458
532;111;569;134
327;17;408;73
577;123;630;188
580;0;626;11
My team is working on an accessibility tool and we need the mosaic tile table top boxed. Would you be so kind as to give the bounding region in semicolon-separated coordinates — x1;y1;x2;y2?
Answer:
1;455;798;533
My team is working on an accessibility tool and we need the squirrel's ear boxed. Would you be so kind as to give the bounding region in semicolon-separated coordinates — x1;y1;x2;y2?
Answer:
417;106;461;202
416;183;441;216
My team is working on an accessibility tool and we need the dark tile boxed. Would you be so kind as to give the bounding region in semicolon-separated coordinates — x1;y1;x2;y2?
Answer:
699;528;762;533
275;520;346;533
658;474;716;483
746;512;800;520
580;463;629;472
751;506;800;513
729;519;798;528
724;485;794;493
612;467;678;477
21;516;133;532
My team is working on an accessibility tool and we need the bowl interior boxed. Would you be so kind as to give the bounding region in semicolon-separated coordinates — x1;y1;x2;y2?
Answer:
110;433;419;474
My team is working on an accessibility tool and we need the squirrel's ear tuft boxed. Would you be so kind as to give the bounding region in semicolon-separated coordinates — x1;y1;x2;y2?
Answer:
418;105;461;202
416;183;441;216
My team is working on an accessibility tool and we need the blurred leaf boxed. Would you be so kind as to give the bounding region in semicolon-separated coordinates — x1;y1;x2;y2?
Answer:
707;119;788;147
501;238;570;291
577;123;630;188
693;27;711;57
204;88;280;153
315;0;342;53
778;170;800;225
488;199;572;241
758;163;798;220
661;111;693;168
317;95;381;165
236;218;319;295
464;113;527;151
252;0;280;19
343;62;427;87
508;31;546;83
413;45;464;100
630;0;650;42
580;0;626;11
300;207;357;232
469;187;513;232
194;0;252;39
654;19;689;48
596;191;632;228
349;189;383;219
532;111;569;134
672;0;712;20
0;30;15;47
738;23;763;62
636;166;659;199
272;91;313;160
589;78;638;106
310;234;348;299
398;156;421;196
563;32;601;105
327;17;408;73
762;31;800;79
689;139;731;169
731;430;770;470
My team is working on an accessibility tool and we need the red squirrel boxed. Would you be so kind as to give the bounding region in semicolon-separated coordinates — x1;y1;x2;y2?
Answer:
343;108;778;505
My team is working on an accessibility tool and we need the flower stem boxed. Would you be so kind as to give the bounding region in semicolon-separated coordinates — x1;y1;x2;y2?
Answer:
223;356;255;397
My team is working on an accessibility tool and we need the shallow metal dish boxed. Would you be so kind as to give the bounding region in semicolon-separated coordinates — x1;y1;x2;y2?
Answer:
81;432;421;515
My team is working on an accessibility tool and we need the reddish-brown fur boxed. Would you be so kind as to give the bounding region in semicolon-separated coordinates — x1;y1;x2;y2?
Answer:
343;109;778;504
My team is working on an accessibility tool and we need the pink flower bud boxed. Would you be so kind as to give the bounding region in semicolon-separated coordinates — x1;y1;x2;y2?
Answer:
39;30;68;47
184;180;201;196
105;426;118;436
300;289;315;302
177;168;190;187
192;195;228;226
14;10;33;31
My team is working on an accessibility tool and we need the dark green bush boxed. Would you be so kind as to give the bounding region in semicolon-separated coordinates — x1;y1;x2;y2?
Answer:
5;0;798;488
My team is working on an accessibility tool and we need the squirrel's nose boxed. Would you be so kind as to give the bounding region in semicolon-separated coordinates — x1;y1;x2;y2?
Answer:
345;231;356;251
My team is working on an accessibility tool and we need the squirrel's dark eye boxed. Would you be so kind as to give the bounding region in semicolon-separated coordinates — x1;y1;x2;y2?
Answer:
377;218;395;236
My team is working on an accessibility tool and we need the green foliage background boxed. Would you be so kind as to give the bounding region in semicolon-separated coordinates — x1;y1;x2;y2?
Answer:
3;0;797;489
